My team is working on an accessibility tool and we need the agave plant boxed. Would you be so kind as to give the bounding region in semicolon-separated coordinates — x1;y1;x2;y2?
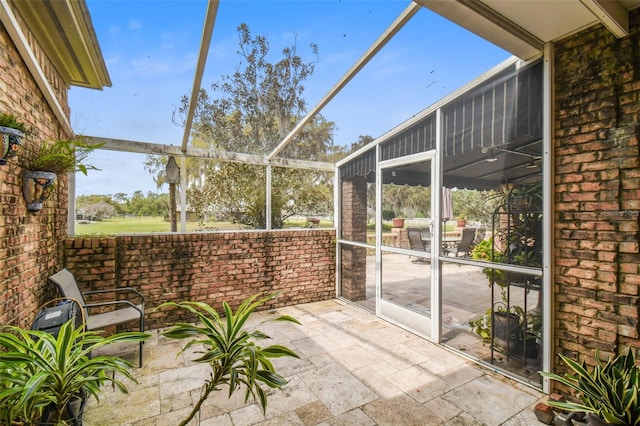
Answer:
540;348;640;425
0;319;149;425
160;293;301;426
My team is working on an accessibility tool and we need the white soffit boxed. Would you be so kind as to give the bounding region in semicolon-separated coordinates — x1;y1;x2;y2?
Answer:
482;0;597;42
416;0;640;60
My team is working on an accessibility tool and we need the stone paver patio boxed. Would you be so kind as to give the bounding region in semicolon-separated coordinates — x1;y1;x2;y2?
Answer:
84;299;544;425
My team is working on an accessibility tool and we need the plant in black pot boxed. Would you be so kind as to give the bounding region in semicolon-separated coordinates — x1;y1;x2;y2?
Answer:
0;113;26;165
19;138;103;212
0;318;149;425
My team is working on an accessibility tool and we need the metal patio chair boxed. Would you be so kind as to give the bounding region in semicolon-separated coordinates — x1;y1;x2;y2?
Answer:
445;227;477;258
48;268;145;367
407;227;429;264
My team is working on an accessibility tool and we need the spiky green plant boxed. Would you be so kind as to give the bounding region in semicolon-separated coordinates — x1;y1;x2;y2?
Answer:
540;349;640;425
26;138;103;176
0;319;150;425
160;293;301;426
0;113;26;132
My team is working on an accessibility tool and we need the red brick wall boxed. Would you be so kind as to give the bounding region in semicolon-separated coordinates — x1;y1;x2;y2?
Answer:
60;230;336;330
554;10;640;368
0;12;73;328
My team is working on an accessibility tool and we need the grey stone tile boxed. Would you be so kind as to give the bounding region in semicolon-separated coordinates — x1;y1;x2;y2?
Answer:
298;363;378;416
443;375;539;425
295;401;333;425
362;394;442;425
352;365;404;399
329;343;386;371
317;408;376;426
385;365;452;403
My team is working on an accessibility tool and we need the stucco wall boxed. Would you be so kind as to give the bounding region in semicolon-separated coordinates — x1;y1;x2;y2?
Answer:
553;9;640;368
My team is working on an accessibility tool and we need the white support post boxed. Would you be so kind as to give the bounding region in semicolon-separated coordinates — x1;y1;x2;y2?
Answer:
266;165;272;230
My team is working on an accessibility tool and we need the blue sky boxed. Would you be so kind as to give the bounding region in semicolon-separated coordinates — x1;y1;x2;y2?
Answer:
70;0;510;196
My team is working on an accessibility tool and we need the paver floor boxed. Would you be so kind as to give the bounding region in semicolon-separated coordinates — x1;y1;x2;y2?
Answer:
84;299;544;425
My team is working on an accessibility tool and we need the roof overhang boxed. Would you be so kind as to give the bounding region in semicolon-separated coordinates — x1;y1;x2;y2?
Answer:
11;0;111;89
415;0;640;60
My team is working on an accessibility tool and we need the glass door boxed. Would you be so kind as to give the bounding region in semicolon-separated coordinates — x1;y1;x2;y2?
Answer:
377;152;435;337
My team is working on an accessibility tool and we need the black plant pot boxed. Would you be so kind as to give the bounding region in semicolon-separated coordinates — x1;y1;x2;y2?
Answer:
22;170;57;212
38;391;86;426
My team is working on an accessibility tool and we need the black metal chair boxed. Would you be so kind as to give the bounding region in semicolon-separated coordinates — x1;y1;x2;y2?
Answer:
445;227;477;257
48;268;145;367
407;227;429;263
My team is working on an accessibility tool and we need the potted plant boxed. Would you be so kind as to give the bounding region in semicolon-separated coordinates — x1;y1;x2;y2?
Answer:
159;293;301;426
392;217;405;228
540;348;640;425
0;113;26;165
20;138;103;212
0;318;149;425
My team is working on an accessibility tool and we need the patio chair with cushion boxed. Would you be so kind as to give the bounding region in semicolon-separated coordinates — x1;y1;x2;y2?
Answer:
445;227;477;258
48;268;145;367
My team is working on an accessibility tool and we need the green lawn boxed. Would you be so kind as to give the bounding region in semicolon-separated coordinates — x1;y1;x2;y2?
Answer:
75;217;236;235
74;216;333;235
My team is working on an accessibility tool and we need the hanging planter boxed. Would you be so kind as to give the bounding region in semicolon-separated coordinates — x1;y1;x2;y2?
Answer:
0;113;26;165
20;138;103;213
22;170;56;212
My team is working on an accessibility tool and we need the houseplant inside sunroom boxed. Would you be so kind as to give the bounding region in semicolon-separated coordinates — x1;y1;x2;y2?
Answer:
19;138;102;212
0;113;26;165
0;316;149;425
159;293;301;426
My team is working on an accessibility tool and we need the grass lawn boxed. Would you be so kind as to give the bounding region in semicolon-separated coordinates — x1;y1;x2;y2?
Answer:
75;216;236;235
74;216;333;235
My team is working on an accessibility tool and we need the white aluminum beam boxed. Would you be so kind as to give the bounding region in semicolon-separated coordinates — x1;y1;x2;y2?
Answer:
82;135;334;172
181;0;219;153
580;0;629;38
267;2;422;160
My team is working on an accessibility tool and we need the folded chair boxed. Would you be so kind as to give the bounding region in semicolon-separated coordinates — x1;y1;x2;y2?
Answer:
48;268;145;367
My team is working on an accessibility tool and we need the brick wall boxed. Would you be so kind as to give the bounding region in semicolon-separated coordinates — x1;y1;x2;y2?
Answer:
0;13;73;328
554;10;640;368
340;176;368;301
60;230;336;331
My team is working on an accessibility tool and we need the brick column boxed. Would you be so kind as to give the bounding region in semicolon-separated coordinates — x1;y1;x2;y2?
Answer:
340;176;368;301
554;15;640;369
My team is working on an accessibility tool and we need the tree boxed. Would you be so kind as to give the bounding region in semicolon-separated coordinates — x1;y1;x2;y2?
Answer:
168;24;334;228
82;202;116;220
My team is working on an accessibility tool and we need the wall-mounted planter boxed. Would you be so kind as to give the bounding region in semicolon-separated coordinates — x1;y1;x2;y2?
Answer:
22;170;56;212
0;125;24;165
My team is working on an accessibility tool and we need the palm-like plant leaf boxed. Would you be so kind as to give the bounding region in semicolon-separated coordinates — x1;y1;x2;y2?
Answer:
160;293;300;426
540;349;640;425
0;319;149;424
